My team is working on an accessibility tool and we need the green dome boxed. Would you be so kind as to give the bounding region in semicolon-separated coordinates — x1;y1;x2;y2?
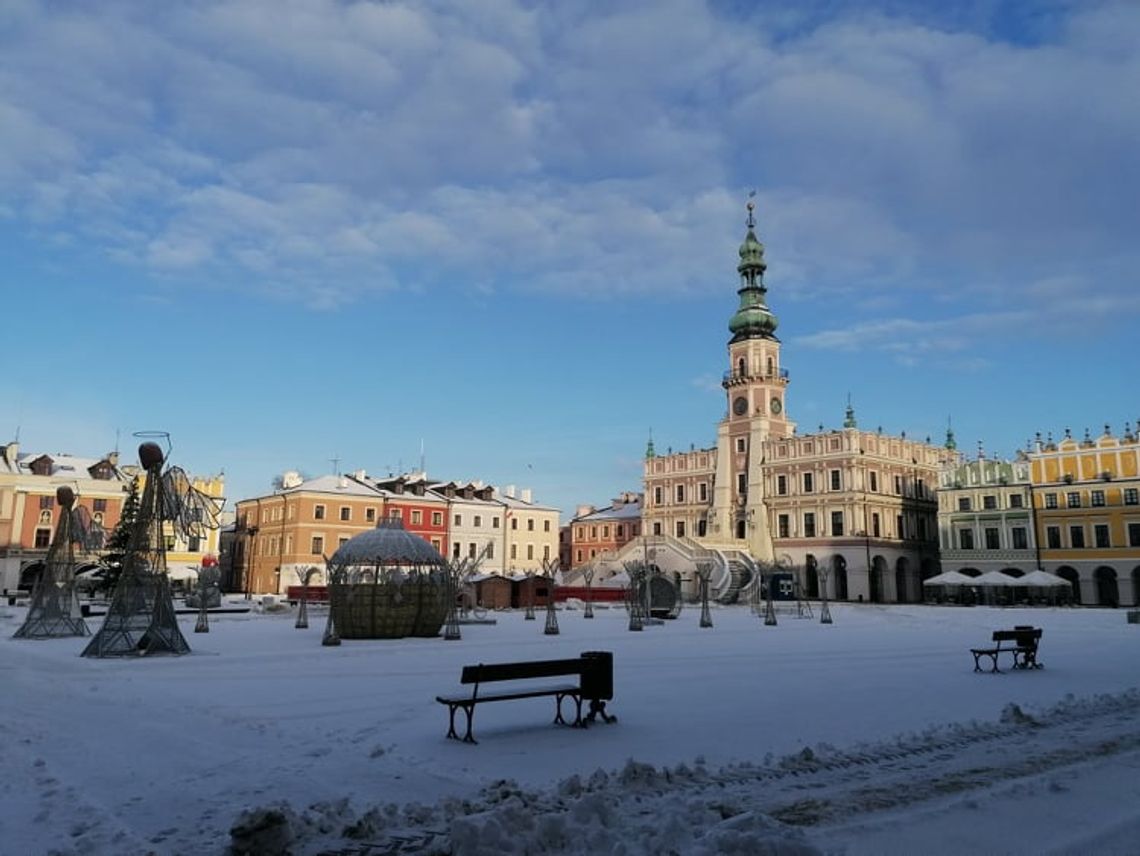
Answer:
728;223;778;342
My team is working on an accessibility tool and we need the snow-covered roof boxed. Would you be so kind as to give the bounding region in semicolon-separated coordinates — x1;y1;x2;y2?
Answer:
574;501;641;523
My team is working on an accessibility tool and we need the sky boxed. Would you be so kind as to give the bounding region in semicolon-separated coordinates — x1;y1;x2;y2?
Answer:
2;0;1138;520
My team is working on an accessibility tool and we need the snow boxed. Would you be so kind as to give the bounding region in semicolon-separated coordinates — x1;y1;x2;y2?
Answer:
1;601;1137;855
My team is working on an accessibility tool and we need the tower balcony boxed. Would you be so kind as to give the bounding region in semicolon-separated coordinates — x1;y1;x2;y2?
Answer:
721;367;790;388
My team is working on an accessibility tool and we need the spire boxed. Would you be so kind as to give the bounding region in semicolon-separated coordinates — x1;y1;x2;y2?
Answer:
645;430;656;460
945;416;957;451
728;196;779;343
843;394;857;429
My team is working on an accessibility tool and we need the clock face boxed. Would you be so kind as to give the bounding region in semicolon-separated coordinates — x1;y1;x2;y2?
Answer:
770;397;783;415
733;396;748;416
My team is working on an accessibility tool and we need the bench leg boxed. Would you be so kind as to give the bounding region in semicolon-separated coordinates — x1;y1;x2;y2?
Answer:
584;699;616;725
554;692;582;727
445;703;478;744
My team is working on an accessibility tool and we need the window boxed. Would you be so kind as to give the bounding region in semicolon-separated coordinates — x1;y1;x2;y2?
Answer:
453;542;461;559
737;473;747;494
1012;527;1028;549
1009;495;1023;509
575;549;583;562
803;513;816;537
675;521;685;538
432;538;442;552
431;511;442;526
653;487;663;505
983;495;997;510
93;498;107;512
527;544;534;560
602;525;610;538
314;504;325;520
830;511;844;536
959;529;974;550
39;495;54;509
1129;522;1140;547
511;517;518;530
984;528;1000;549
830;470;841;491
1069;526;1085;548
1045;493;1058;509
616;525;624;539
311;536;323;555
468;543;477;559
454;513;462;526
1125;488;1139;506
1091;490;1105;507
389;508;401;520
492;516;500;528
958;497;971;511
510;544;517;559
894;475;902;494
778;514;789;538
777;475;787;496
870;472;878;492
544;520;551;532
412;510;422;525
527;518;535;531
339;506;351;521
897;514;905;539
188;536;201;552
543;545;550;560
366;507;376;522
803;472;814;493
34;528;51;548
1046;526;1061;549
1094;524;1110;548
1067;492;1081;508
653;522;662;535
872;513;881;537
338;536;349;548
736;438;746;453
473;515;482;527
676;484;685;503
699;482;708;502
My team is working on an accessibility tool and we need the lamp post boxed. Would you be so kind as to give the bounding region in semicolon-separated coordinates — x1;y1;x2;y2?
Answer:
244;525;258;601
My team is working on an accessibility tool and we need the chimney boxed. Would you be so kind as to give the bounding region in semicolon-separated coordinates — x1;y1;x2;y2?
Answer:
352;469;367;480
575;504;596;518
281;471;304;489
504;484;516;498
520;488;532;504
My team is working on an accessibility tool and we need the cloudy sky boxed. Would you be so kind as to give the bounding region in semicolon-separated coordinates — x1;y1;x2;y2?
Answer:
2;0;1137;519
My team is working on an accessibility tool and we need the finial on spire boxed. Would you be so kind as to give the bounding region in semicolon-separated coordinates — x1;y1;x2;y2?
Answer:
746;190;756;229
843;394;857;429
645;430;656;460
945;416;957;451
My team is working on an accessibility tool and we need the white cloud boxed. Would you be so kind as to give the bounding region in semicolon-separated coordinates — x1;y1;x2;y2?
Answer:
0;0;1135;333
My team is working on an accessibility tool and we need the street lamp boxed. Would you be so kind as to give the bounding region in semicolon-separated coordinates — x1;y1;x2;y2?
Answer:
243;525;258;601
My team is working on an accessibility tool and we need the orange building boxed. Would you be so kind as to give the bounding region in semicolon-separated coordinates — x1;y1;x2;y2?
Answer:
566;492;642;568
0;441;131;592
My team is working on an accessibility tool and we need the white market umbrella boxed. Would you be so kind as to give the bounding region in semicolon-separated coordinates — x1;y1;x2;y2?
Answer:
922;571;977;586
973;570;1023;587
167;565;200;582
1020;569;1071;587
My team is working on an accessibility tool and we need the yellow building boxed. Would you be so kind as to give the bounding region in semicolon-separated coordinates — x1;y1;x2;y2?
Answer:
1030;426;1140;606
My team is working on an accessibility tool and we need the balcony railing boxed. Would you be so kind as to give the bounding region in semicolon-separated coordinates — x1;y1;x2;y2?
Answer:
721;367;791;384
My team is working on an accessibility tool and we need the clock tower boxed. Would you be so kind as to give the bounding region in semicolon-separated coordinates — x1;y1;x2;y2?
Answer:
710;201;795;557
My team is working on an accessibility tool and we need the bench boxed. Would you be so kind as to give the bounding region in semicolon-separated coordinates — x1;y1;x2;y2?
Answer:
970;626;1043;673
436;650;616;744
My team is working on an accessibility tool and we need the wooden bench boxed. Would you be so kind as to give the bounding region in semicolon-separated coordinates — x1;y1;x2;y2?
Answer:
970;626;1043;673
436;650;616;744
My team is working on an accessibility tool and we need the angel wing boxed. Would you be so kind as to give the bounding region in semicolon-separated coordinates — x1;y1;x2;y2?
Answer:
161;466;224;539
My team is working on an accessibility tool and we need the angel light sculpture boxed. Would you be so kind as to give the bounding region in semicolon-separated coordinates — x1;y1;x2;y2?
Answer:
82;439;221;658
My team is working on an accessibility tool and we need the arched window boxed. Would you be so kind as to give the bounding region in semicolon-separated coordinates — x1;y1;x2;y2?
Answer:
737;357;745;377
767;357;773;377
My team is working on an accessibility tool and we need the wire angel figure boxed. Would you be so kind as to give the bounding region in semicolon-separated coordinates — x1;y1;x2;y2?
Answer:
82;439;223;658
13;486;93;639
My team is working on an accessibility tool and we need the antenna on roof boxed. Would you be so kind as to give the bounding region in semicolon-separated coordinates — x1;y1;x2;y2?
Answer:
420;438;425;475
114;427;120;455
330;455;341;476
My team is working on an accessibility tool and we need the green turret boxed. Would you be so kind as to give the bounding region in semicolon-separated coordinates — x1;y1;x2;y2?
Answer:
843;395;857;429
728;201;779;343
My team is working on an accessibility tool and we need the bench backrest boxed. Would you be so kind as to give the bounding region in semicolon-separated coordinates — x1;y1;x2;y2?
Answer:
461;651;614;700
992;628;1041;646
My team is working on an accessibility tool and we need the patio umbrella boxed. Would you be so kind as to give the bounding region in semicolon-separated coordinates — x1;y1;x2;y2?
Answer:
973;570;1023;587
1019;569;1071;587
922;571;978;586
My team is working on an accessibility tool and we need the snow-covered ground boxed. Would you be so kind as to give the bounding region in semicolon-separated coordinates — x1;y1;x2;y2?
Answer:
1;600;1137;855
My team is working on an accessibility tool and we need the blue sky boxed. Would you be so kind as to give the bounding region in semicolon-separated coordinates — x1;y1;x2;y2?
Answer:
2;0;1138;520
